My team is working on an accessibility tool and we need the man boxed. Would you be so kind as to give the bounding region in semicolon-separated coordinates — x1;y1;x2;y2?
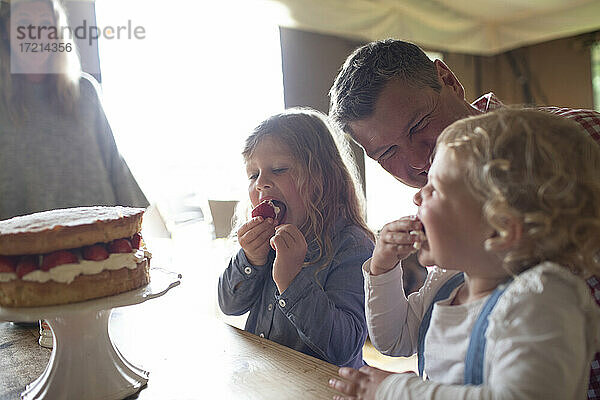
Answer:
330;39;600;188
328;38;600;399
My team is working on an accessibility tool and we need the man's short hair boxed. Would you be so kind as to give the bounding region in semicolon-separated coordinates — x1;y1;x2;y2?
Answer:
329;39;442;134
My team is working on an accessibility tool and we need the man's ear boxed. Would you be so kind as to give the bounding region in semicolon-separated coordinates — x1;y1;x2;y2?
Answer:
434;59;465;99
486;217;523;253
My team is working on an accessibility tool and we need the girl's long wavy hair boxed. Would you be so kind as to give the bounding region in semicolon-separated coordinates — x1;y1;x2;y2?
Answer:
438;108;600;277
0;0;81;123
238;108;374;270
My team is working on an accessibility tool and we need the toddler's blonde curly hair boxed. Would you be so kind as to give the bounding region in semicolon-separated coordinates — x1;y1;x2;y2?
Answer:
438;108;600;277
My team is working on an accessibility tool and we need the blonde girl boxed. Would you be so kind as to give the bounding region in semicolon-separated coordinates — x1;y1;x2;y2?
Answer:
331;108;600;399
218;108;375;368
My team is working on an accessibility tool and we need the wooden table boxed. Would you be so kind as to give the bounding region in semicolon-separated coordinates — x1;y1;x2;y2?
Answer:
0;232;341;400
0;319;340;399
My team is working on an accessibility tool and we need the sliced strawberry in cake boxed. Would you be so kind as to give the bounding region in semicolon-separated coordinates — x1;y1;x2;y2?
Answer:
0;255;17;273
130;233;142;249
108;238;133;254
0;256;19;283
41;250;79;271
82;244;110;261
16;256;39;279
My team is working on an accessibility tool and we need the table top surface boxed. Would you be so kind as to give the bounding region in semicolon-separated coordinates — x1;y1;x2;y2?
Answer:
0;231;342;400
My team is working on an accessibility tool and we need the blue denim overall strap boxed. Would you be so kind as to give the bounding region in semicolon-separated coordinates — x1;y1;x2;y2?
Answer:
417;272;465;377
463;280;512;385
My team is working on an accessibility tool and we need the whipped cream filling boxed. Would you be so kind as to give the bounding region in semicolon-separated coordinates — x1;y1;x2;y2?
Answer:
6;249;152;284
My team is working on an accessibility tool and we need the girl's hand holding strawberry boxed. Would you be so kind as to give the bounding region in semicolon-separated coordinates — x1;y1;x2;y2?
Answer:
270;224;308;293
238;216;275;266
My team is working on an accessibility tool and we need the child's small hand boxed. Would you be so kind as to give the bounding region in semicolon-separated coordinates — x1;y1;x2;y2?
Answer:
329;365;401;400
370;216;424;276
238;217;275;266
270;224;308;293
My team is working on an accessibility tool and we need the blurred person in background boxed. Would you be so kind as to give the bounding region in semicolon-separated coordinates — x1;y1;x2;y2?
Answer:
0;0;147;221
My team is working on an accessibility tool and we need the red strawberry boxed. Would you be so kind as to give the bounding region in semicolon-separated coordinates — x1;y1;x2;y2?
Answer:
41;250;79;271
82;244;110;261
251;200;277;219
0;255;18;273
108;238;133;254
130;233;142;249
16;256;39;278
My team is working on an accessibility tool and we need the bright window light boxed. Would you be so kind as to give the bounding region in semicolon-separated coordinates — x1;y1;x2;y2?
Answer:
365;157;418;231
592;42;600;113
95;1;286;220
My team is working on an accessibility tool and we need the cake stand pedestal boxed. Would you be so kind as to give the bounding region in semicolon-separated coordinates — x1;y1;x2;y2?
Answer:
0;267;181;400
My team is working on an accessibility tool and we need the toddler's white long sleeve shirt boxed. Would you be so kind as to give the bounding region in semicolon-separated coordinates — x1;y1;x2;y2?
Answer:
363;261;600;399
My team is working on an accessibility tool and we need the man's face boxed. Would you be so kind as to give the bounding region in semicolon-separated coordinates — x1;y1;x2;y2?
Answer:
348;76;473;188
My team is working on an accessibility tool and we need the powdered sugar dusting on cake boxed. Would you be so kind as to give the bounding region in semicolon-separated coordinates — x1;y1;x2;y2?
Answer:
0;206;145;256
0;206;144;235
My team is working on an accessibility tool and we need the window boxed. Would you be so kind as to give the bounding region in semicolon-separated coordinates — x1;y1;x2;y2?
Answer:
95;1;286;222
365;158;419;230
592;42;600;112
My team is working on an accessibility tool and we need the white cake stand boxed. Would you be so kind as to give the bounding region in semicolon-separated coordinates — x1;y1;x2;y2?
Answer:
0;267;181;400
